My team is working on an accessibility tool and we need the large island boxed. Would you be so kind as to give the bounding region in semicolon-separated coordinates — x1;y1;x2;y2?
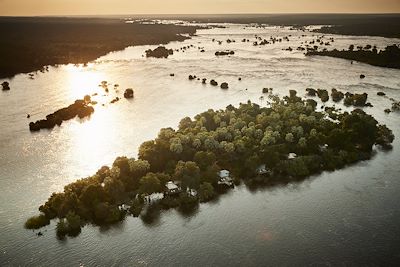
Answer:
25;91;394;238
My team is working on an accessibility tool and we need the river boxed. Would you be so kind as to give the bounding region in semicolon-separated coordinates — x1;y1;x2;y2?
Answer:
1;23;400;266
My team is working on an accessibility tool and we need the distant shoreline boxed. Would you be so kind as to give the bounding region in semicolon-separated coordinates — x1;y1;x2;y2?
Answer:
118;14;400;38
1;14;399;79
306;45;400;69
0;17;198;79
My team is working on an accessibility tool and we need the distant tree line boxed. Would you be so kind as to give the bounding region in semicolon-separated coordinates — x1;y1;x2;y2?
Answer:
0;18;198;78
306;45;400;69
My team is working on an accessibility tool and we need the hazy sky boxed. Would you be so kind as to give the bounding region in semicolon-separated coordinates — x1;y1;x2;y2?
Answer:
0;0;399;16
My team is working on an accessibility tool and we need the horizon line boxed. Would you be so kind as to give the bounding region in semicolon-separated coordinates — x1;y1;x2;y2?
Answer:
1;12;400;18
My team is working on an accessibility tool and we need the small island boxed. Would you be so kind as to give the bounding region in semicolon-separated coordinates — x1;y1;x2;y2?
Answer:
145;46;174;58
1;81;10;90
215;50;235;56
29;97;94;131
306;44;400;69
306;88;371;107
25;91;394;238
123;88;134;99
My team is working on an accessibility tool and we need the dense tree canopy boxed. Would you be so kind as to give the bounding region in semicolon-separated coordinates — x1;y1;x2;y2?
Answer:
26;92;394;237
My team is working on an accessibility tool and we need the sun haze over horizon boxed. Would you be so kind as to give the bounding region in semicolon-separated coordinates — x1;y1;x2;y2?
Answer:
0;0;400;16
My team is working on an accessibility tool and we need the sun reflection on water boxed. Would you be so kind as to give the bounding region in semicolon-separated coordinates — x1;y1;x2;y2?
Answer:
66;106;120;175
65;64;106;100
62;64;123;175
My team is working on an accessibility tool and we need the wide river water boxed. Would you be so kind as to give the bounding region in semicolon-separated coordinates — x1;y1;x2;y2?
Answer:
1;23;400;266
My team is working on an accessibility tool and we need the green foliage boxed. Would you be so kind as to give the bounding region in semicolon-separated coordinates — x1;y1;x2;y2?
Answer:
194;151;217;171
94;202;122;224
38;192;65;219
178;192;198;207
113;157;130;177
342;109;378;151
159;196;180;209
279;157;309;177
174;161;201;190
79;184;108;208
199;182;215;202
66;212;82;232
376;125;395;149
56;219;68;239
344;93;368;107
139;173;162;195
27;93;394;238
129;198;144;217
285;133;295;143
317;89;329;102
103;177;125;204
55;212;82;238
25;214;50;229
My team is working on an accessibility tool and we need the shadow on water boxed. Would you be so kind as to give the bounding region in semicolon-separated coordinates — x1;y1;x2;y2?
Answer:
177;203;200;218
98;218;127;234
53;148;389;241
140;204;162;226
242;152;381;195
56;227;82;241
139;199;202;227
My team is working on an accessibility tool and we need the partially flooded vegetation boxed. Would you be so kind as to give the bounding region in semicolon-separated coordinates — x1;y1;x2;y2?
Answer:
1;12;399;266
25;92;394;238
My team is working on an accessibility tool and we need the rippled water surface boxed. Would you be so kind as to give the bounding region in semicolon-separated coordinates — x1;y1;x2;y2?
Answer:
1;24;400;266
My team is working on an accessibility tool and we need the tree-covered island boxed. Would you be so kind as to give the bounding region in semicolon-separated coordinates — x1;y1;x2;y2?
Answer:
25;91;394;238
306;44;400;69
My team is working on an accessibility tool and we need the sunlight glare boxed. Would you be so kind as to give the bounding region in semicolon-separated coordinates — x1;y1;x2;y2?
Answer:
66;64;106;100
67;106;119;174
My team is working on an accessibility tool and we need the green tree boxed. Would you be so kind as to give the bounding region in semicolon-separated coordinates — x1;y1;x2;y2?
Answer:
199;182;215;202
123;159;151;191
103;176;125;203
79;184;108;208
112;156;131;177
139;173;162;195
65;211;82;235
179;117;193;130
174;161;201;190
25;214;50;229
285;133;294;143
170;137;183;154
280;158;309;177
58;192;79;218
194;151;216;171
298;137;307;148
261;130;276;146
94;202;121;224
56;219;68;239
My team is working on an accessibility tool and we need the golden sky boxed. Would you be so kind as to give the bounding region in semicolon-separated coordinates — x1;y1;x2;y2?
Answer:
0;0;399;16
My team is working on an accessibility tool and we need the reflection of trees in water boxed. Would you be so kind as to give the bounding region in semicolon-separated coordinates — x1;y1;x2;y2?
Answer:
177;202;199;218
243;172;317;194
140;204;162;226
97;218;127;234
140;201;200;226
